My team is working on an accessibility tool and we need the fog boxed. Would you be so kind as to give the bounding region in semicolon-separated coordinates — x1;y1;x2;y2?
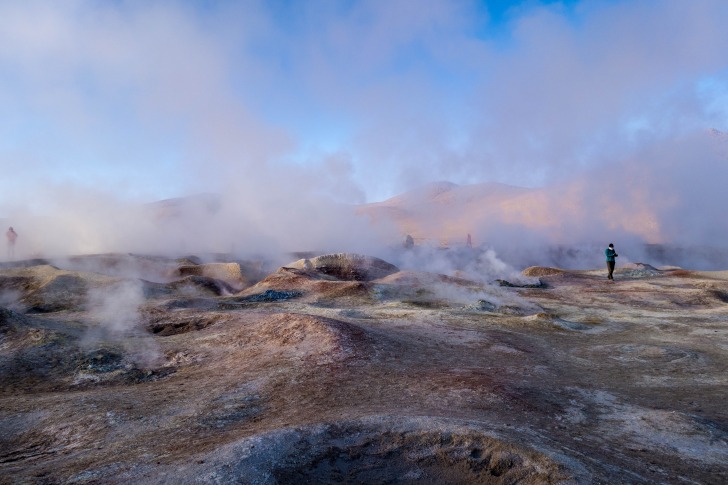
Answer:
1;1;727;270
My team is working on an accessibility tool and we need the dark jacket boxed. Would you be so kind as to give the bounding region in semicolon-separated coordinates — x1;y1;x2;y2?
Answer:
605;248;618;262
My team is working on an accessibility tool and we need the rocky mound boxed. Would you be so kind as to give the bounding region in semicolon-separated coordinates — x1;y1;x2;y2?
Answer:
522;266;565;277
142;275;238;300
236;267;374;305
250;313;368;365
176;262;247;290
247;267;337;291
0;265;119;313
288;253;399;281
618;262;663;279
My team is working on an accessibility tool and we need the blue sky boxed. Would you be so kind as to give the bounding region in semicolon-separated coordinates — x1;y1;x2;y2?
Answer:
1;0;727;212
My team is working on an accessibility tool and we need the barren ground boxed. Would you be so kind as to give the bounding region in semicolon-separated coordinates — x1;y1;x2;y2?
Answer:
1;253;727;484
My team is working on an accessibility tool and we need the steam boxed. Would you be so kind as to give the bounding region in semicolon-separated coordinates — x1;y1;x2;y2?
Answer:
391;244;530;284
0;1;727;266
386;243;542;312
0;289;24;313
85;280;161;368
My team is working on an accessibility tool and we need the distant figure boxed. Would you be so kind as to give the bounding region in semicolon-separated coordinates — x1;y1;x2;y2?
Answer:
466;233;473;248
404;234;414;249
605;243;618;280
6;226;17;260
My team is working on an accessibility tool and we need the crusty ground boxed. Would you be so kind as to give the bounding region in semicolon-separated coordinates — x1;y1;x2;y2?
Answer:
1;256;727;484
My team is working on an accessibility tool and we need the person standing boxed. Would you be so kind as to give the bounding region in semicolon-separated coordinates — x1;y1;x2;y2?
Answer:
404;234;414;249
6;226;18;260
605;243;618;280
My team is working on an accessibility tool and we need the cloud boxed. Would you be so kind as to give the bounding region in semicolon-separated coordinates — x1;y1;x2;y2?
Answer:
465;0;728;183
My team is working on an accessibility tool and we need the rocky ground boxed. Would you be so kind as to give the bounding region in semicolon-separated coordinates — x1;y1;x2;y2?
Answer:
1;253;727;484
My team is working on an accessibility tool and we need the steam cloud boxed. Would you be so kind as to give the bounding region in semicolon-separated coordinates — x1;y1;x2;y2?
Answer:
0;1;727;268
85;280;161;368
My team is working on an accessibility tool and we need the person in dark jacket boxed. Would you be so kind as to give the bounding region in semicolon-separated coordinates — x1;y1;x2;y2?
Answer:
605;243;618;280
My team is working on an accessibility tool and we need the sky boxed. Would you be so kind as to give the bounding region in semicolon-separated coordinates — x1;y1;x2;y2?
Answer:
1;0;728;259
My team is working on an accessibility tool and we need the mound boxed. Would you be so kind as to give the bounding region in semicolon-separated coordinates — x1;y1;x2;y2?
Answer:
143;275;237;299
288;253;399;281
619;263;663;279
247;266;338;291
0;265;119;313
236;266;375;305
522;266;565;277
310;281;371;301
252;313;368;364
375;270;476;287
177;263;247;290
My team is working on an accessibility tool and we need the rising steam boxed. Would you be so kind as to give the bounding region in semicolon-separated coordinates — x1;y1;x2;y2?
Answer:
1;1;727;269
85;280;161;368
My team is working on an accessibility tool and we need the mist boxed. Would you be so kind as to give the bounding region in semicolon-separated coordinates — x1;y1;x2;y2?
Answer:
1;1;727;269
84;279;162;368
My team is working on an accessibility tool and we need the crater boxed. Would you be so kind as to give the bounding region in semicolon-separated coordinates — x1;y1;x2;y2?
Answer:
165;418;570;484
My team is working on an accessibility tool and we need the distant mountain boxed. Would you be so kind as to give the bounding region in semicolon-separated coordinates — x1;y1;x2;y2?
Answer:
356;181;537;245
147;193;222;220
357;173;674;249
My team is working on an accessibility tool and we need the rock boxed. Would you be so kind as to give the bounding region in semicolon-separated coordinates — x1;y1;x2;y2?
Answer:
288;253;399;281
522;266;564;277
496;279;546;288
619;263;663;279
234;290;302;303
177;263;246;290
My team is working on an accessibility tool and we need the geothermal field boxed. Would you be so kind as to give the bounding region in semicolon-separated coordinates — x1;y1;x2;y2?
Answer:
1;249;727;484
4;0;728;483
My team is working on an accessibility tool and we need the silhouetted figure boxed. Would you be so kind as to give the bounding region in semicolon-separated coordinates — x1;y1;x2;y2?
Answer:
466;233;473;248
6;227;17;260
404;234;414;249
605;243;618;280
